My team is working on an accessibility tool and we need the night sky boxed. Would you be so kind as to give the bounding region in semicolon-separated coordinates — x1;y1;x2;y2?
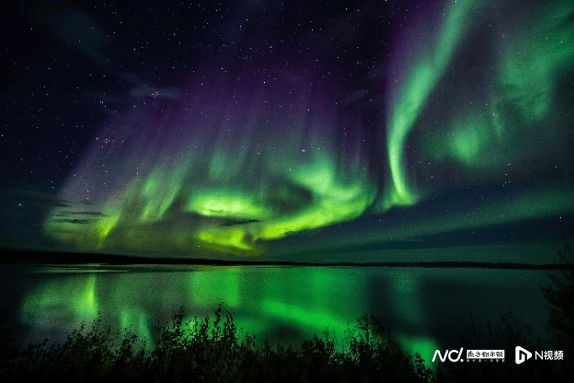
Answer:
1;0;573;260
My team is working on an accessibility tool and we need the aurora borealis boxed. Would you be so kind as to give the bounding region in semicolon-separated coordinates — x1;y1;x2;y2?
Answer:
42;55;378;255
20;0;570;258
1;0;573;369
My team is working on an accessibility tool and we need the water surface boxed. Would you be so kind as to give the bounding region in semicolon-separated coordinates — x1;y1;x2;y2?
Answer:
0;262;553;362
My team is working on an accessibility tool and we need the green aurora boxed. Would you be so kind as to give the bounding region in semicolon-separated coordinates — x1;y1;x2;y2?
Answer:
42;0;573;257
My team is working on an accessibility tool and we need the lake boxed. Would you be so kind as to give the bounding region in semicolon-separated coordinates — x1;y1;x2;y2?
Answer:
0;262;554;363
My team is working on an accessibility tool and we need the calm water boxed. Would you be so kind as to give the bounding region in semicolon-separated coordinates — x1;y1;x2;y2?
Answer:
0;263;553;362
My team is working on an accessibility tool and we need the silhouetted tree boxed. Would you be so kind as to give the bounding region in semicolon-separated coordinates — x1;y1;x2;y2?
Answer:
543;240;574;379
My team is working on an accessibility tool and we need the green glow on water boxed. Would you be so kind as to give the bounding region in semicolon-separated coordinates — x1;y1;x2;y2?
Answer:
77;275;98;317
190;268;240;308
392;270;424;327
22;275;99;328
17;266;446;369
261;300;349;335
120;307;153;349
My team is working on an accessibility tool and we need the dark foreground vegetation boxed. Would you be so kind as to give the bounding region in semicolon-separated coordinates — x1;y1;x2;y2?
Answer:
0;308;433;383
1;243;572;382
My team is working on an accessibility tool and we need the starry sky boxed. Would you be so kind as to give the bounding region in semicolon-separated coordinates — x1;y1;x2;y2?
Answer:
1;0;573;261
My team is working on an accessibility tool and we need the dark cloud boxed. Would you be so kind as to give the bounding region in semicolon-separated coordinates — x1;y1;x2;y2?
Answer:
51;218;98;225
53;211;107;217
0;188;71;209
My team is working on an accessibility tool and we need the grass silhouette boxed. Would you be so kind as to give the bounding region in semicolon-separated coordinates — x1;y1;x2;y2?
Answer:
0;305;434;382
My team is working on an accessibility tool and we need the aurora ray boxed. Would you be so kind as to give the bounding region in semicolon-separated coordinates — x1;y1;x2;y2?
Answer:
41;0;573;257
382;0;484;209
44;57;377;255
